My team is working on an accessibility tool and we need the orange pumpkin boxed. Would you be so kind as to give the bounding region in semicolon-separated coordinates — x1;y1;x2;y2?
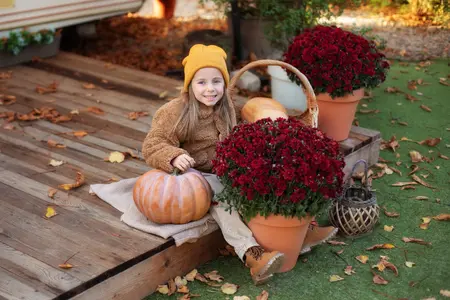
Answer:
241;97;288;123
133;168;212;224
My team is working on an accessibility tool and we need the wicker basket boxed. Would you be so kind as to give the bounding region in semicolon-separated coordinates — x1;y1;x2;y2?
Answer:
227;59;319;128
329;160;380;237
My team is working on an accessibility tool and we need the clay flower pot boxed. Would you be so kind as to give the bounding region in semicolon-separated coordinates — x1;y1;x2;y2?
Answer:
316;88;364;142
247;214;313;272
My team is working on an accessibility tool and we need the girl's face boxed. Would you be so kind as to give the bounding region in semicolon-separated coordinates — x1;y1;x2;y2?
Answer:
191;67;225;107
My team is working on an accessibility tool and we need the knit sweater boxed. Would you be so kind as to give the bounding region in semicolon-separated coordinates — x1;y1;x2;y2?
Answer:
142;97;240;173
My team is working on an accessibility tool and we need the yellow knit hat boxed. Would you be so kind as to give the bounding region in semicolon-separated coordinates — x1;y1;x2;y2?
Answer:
182;44;229;92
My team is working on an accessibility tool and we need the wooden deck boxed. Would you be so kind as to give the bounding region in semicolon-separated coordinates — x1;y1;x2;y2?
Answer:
0;52;380;300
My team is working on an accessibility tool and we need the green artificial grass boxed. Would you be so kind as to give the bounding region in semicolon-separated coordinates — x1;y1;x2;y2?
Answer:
146;60;450;300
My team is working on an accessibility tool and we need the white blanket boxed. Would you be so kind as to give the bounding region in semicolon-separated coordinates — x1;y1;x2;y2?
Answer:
89;174;221;246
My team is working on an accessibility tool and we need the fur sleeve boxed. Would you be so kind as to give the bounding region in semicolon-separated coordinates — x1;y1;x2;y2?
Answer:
142;100;189;173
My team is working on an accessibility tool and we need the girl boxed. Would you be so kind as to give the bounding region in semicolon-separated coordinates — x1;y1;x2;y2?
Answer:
142;44;337;284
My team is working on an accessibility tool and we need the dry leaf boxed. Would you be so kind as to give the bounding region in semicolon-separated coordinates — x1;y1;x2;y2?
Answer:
185;269;198;281
398;121;409;126
70;109;79;115
373;273;389;285
58;172;85;191
439;78;450;86
86;106;105;115
366;244;395;251
0;94;16;105
44;206;58;219
83;83;96;89
47;139;66;148
411;174;435;189
177;286;189;294
420;105;432;112
410;150;423;163
221;283;238;295
167;278;176;296
327;240;347;246
344;265;356;275
380;136;400;152
0;71;12;79
384;225;394;232
234;296;251;300
204;270;223;282
372;262;386;272
359;109;380;114
356;255;369;264
381;260;399;276
194;273;209;283
408;164;420;175
175;276;187;288
407;80;417;90
49;159;64;167
405;261;415;268
441;290;450;297
420;222;430;230
405;94;419;102
36;81;58;94
58;263;73;269
157;285;169;295
159;90;169;98
389;167;402;176
438;153;449;160
107;151;125;163
419;137;441;147
128;111;149;120
2;123;15;130
414;196;429;200
433;214;450;221
48;188;57;199
256;290;269;300
382;206;400;217
401;185;416;190
385;87;401;93
392;182;417;187
73;131;88;138
329;275;344;282
402;237;431;245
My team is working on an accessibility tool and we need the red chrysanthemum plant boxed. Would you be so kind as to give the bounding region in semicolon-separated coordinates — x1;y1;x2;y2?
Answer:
212;117;345;221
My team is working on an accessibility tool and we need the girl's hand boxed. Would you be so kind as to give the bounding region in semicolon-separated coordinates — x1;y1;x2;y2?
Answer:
172;154;196;172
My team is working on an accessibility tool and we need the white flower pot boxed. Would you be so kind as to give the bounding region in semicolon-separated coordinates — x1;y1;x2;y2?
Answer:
268;65;307;112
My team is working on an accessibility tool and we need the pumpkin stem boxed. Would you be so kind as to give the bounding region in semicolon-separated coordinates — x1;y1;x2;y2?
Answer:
173;168;181;176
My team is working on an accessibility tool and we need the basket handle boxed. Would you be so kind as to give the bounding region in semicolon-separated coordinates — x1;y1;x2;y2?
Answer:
227;59;318;119
346;159;370;188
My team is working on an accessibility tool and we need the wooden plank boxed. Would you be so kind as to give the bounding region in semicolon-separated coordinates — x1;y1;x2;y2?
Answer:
0;242;81;294
31;52;182;100
0;268;52;300
343;137;382;179
340;126;381;155
70;231;226;300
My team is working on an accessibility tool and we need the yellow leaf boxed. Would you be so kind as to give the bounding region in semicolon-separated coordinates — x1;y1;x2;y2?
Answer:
156;285;169;295
48;188;57;199
45;206;57;219
409;150;423;163
49;159;64;167
329;275;344;282
58;172;85;191
422;217;431;224
185;269;198;281
174;276;187;288
58;263;73;269
372;262;386;272
356;255;369;264
221;283;238;295
108;151;125;163
384;225;394;232
405;261;415;268
420;223;430;230
177;285;189;294
204;270;223;282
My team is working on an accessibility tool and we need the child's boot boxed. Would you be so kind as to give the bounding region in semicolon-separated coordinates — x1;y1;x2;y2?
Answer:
244;246;285;285
300;225;338;254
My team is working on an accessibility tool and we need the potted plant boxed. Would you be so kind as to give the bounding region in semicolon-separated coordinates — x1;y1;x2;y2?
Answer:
283;25;390;141
213;117;345;272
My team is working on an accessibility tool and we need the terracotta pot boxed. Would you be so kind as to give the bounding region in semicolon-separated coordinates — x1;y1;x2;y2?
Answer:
247;214;313;272
316;88;364;141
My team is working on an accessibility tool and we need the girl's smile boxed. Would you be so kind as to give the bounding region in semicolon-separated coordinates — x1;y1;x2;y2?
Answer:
192;67;225;106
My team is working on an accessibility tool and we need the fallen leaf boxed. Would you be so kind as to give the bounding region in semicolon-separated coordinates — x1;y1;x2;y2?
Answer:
83;83;96;89
410;150;423;163
372;262;386;272
401;185;416;190
408;80;417;90
344;265;356;275
70;109;79;115
128;111;149;120
156;285;169;295
48;188;57;199
72;131;88;138
366;244;395;251
441;290;450;297
221;283;238;295
234;296;251;300
438;153;449;160
58;172;85;191
402;237;431;245
385;87;402;93
405;94;419;102
411;174;435;189
159;90;169;98
329;275;344;282
420;105;432;112
44;206;58;219
204;270;223;282
47;139;66;148
167;278;176;296
256;290;269;300
185;269;198;281
86;106;105;115
177;286;189;294
420;223;430;230
36;81;58;94
373;273;388;285
414;196;429;200
380;260;399;276
384;225;394;232
389;167;402;176
439;78;450;86
382;206;400;217
327;240;347;246
49;159;64;167
380;136;400;152
359;109;380;114
0;94;16;105
398;121;409;126
392;182;417;187
433;214;450;221
175;276;187;288
2;123;15;130
405;261;415;268
356;255;369;264
419;137;441;147
0;71;12;79
422;217;431;224
58;263;73;269
107;151;125;163
408;164;420;175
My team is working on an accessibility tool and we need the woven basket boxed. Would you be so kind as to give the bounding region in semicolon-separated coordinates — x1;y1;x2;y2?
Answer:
227;59;319;128
329;160;380;237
